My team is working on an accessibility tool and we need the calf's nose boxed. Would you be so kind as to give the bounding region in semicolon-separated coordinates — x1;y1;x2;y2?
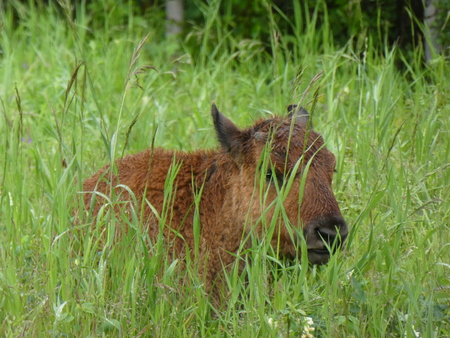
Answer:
316;214;348;249
305;214;348;265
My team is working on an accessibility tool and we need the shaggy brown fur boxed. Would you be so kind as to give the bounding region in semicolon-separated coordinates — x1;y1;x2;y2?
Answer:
82;104;348;300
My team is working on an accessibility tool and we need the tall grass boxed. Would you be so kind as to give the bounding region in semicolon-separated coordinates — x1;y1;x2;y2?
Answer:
0;1;449;337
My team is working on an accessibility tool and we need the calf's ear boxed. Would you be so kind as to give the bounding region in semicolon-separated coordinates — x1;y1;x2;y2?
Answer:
287;104;309;125
211;103;245;164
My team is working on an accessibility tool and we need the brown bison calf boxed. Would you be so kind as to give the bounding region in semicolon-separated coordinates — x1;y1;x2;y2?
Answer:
83;104;348;299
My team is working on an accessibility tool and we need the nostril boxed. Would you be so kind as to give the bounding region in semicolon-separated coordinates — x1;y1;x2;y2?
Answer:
316;228;343;253
315;215;348;249
316;227;337;244
305;215;348;255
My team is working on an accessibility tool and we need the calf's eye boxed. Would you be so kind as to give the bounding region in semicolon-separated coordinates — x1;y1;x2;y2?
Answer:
266;169;283;187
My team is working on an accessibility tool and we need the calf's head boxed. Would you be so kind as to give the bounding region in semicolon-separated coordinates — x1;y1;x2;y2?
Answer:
211;104;348;264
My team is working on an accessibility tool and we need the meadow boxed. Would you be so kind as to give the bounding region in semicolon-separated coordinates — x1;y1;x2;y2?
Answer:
0;1;449;337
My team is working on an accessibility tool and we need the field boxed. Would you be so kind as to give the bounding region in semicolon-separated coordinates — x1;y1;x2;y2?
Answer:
0;2;449;337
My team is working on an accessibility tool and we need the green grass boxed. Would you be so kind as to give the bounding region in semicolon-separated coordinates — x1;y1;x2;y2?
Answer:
1;1;449;337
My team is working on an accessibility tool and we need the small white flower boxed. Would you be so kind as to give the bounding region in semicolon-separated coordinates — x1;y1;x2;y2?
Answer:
305;317;314;326
302;316;315;337
404;324;421;338
412;325;421;338
267;317;276;328
346;269;354;280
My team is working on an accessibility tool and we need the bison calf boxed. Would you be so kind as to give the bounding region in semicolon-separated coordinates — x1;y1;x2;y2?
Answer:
83;104;348;299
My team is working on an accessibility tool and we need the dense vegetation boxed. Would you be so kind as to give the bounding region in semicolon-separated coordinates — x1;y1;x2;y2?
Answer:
0;1;449;336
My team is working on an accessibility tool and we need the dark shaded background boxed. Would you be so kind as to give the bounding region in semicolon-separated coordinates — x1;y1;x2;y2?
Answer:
3;0;449;61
